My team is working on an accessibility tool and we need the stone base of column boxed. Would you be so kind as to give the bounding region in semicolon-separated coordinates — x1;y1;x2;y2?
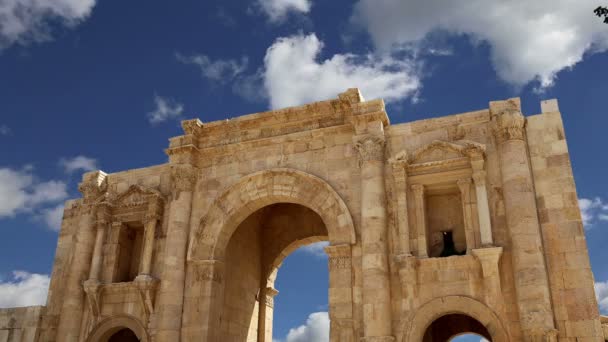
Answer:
361;336;395;342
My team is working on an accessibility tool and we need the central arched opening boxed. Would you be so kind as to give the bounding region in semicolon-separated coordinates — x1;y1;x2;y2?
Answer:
107;328;139;342
423;314;492;342
219;203;329;342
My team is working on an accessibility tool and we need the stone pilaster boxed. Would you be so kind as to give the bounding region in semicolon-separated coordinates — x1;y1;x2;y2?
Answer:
181;260;225;341
55;172;106;342
258;287;279;342
389;152;411;256
394;254;417;313
354;134;394;342
411;184;428;258
457;178;476;252
472;247;503;309
469;151;494;246
155;164;198;342
325;244;355;342
138;197;162;278
491;99;556;340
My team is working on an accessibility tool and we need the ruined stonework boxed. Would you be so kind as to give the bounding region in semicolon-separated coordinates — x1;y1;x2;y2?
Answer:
1;89;607;341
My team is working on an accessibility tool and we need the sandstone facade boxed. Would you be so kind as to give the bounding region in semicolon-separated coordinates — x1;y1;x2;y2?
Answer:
1;89;606;341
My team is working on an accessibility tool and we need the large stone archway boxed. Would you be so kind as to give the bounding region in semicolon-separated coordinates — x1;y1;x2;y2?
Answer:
403;296;510;342
85;314;149;342
182;168;357;341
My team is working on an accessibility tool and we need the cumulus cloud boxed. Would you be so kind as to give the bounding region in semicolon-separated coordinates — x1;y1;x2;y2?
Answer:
263;33;420;109
147;95;184;124
0;167;68;218
579;197;608;228
298;241;329;258
595;280;608;314
176;53;248;83
280;311;329;342
59;155;98;174
0;0;96;50
352;0;608;89
38;204;64;231
0;271;49;308
256;0;311;23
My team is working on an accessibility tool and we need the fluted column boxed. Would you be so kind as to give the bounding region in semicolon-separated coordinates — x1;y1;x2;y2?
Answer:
354;134;394;342
155;164;198;342
138;197;162;278
411;184;428;258
389;154;411;256
457;178;476;252
56;172;107;342
491;100;556;341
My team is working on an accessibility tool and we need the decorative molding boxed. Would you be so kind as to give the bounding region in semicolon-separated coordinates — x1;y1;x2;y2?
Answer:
181;118;203;135
134;275;159;321
328;256;352;270
354;134;385;165
83;279;102;323
388;150;409;168
491;109;526;143
192;260;224;284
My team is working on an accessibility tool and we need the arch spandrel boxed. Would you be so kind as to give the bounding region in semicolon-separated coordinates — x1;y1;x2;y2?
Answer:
403;296;510;342
187;168;356;262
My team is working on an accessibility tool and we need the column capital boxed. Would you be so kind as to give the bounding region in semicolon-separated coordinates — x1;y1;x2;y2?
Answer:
354;134;385;165
472;170;487;185
410;183;424;194
94;202;112;226
491;109;526;143
324;243;351;258
170;164;199;193
456;177;472;187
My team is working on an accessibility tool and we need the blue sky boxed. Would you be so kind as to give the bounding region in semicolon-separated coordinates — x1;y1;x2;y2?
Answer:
1;0;608;341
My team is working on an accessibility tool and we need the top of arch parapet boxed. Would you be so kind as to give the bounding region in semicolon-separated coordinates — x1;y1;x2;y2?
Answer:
167;88;389;151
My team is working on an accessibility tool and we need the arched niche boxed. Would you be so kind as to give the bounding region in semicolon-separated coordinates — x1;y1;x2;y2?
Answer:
85;314;148;342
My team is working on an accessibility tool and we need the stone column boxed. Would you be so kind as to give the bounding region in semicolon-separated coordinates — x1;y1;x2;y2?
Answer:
491;100;556;341
354;134;394;342
56;172;107;342
155;164;198;342
411;184;428;258
467;148;495;246
457;178;476;252
325;244;355;342
389;155;411;256
257;287;279;342
88;204;110;282
137;197;162;278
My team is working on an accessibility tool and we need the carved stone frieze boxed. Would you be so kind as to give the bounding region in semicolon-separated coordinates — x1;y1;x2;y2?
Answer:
354;134;385;165
328;256;352;270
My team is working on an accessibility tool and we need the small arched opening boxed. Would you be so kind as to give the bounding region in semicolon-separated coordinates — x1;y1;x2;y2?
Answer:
423;314;491;341
107;328;139;342
85;315;148;342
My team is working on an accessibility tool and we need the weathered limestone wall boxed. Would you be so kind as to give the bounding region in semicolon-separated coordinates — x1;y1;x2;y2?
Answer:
528;101;603;340
0;306;44;342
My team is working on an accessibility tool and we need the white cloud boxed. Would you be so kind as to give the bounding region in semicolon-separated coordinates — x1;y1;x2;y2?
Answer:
38;204;64;231
352;0;608;89
0;0;96;50
256;0;311;23
59;155;98;174
579;197;608;228
176;53;248;83
147;95;184;124
0;167;68;218
595;280;608;314
278;311;329;342
298;241;329;258
0;271;49;308
263;33;420;109
0;125;10;135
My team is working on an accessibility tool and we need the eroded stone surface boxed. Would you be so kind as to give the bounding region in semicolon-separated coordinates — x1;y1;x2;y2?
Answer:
0;89;603;342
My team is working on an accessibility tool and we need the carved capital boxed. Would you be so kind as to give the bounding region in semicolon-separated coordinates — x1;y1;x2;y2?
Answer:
94;202;112;226
78;171;107;204
170;164;198;193
410;183;424;196
472;170;487;186
354;134;385;166
492;110;526;143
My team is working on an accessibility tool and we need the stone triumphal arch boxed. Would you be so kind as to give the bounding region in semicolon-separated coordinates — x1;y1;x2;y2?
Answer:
1;89;607;341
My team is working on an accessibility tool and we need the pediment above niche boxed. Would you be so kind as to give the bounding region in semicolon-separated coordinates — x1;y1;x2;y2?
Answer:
411;140;467;164
113;185;164;208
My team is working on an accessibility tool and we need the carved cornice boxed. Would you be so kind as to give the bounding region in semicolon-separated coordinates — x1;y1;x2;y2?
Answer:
78;171;108;204
181;118;204;135
354;134;385;165
491;109;526;143
170;164;199;193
